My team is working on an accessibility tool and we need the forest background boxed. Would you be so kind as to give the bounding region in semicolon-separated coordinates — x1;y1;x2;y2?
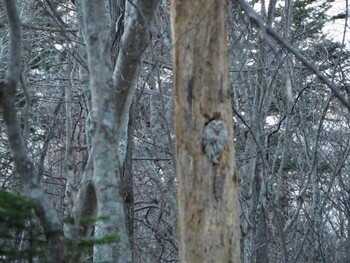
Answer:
0;0;349;262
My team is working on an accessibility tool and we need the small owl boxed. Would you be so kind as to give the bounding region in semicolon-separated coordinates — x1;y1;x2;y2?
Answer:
202;119;228;164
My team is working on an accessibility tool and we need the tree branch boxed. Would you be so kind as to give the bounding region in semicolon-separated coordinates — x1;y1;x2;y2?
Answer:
4;0;21;84
0;1;67;262
235;0;350;110
22;22;79;32
113;0;160;141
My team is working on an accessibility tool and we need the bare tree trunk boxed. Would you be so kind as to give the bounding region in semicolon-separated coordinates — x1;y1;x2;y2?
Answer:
171;0;241;262
63;55;75;239
109;0;125;66
0;1;67;262
81;0;160;261
121;104;135;261
112;0;160;144
81;0;131;261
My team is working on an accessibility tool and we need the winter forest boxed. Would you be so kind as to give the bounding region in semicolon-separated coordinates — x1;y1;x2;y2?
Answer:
0;0;349;262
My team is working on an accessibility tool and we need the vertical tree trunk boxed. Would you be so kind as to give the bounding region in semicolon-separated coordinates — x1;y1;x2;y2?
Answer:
121;105;135;261
109;0;125;66
81;0;160;261
171;0;241;262
81;0;132;261
63;55;75;239
0;1;67;262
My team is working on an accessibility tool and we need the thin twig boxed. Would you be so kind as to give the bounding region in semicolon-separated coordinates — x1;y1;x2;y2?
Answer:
235;0;350;110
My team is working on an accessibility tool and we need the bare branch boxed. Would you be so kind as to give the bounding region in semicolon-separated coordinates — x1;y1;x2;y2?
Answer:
22;23;79;32
0;1;67;262
235;0;350;110
4;0;21;84
113;0;160;140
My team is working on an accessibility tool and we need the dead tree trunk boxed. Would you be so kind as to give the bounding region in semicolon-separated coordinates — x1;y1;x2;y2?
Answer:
171;0;241;262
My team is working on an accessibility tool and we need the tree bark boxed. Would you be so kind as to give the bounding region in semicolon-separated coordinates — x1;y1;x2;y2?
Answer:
81;0;160;261
0;1;67;262
81;0;131;261
109;0;125;66
171;0;241;262
112;0;160;144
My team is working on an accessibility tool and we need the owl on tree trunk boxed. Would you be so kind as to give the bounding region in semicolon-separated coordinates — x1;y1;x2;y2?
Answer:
202;119;228;164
